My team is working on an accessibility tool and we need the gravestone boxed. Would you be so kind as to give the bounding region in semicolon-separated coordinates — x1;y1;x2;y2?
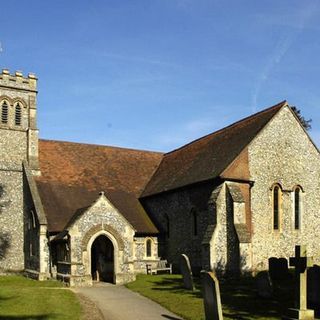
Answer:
283;245;314;320
180;254;194;290
255;271;273;298
307;264;320;316
51;265;57;280
268;257;289;281
201;271;223;320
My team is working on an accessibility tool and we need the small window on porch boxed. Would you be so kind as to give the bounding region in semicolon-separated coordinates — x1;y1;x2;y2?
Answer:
57;242;70;262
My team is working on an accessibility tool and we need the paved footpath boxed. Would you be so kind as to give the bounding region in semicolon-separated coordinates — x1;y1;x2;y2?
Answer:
74;283;184;320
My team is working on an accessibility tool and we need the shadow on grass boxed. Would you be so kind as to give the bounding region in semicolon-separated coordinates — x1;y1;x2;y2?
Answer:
219;278;275;319
161;314;183;319
220;275;295;319
150;276;202;299
0;315;55;319
151;274;295;319
0;294;14;301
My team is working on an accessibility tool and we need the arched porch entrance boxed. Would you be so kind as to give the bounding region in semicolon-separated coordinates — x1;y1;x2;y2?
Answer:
91;235;114;283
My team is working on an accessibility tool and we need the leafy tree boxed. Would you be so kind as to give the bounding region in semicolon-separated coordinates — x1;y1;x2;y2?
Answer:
290;106;312;130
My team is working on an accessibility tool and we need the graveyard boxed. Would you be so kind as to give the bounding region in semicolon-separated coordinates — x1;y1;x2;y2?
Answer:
127;248;320;320
127;273;293;319
1;248;320;319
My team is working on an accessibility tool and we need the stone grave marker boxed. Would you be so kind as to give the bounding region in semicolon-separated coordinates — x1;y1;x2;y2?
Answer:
180;254;194;290
268;257;289;281
201;271;223;320
51;265;57;279
283;245;314;320
255;271;273;298
307;264;320;316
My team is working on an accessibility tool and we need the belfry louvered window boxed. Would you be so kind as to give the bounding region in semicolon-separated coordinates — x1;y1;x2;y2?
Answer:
1;101;8;124
15;103;22;126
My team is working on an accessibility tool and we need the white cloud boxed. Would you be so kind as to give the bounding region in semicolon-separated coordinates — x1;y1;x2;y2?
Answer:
251;3;319;112
251;34;293;112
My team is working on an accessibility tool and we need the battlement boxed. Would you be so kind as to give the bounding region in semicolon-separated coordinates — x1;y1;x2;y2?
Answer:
0;69;37;92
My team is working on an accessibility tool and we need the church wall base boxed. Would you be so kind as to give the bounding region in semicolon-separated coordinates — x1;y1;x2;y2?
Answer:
69;275;93;287
115;272;136;285
24;269;49;281
283;308;314;320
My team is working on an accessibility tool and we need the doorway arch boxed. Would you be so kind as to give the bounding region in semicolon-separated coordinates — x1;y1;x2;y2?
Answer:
91;235;114;283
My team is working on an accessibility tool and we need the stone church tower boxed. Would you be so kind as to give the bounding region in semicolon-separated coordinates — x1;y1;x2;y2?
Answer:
0;69;39;272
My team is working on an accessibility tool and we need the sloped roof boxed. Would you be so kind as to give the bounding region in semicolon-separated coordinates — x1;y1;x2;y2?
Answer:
142;101;287;197
35;140;163;233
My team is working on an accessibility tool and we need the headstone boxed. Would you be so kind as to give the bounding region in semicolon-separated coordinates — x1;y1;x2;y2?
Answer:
51;265;57;280
283;245;314;320
201;271;223;320
255;271;273;298
268;257;289;281
307;265;320;316
180;254;194;290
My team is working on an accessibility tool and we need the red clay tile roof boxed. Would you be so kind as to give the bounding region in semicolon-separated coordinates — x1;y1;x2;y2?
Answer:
142;101;287;197
35;140;163;233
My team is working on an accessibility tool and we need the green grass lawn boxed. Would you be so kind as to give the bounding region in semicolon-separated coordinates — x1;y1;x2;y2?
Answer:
126;274;296;320
0;275;81;320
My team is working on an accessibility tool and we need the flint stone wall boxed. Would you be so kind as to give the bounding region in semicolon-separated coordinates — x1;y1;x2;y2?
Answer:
0;73;39;273
0;170;24;271
249;107;320;271
133;236;159;273
68;195;136;285
142;181;217;273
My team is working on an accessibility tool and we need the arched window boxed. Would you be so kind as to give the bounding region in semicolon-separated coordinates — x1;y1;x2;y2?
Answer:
273;185;281;230
15;103;22;126
30;210;36;228
1;101;8;124
294;187;302;230
146;239;152;257
191;209;198;237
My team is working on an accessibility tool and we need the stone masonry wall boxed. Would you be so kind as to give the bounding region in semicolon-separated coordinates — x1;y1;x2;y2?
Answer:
248;106;320;271
142;181;217;273
67;194;136;285
0;170;24;271
0;131;27;167
0;70;39;272
133;236;159;273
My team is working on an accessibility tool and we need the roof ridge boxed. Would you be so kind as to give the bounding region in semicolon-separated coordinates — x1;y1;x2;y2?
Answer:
164;100;287;156
39;138;164;155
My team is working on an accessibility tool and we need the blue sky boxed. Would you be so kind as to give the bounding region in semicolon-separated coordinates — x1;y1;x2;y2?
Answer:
0;0;319;152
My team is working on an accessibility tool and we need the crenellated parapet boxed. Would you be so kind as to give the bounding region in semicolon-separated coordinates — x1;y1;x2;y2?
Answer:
0;69;37;92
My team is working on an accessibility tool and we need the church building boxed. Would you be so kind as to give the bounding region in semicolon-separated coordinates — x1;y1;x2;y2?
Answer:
0;69;319;286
